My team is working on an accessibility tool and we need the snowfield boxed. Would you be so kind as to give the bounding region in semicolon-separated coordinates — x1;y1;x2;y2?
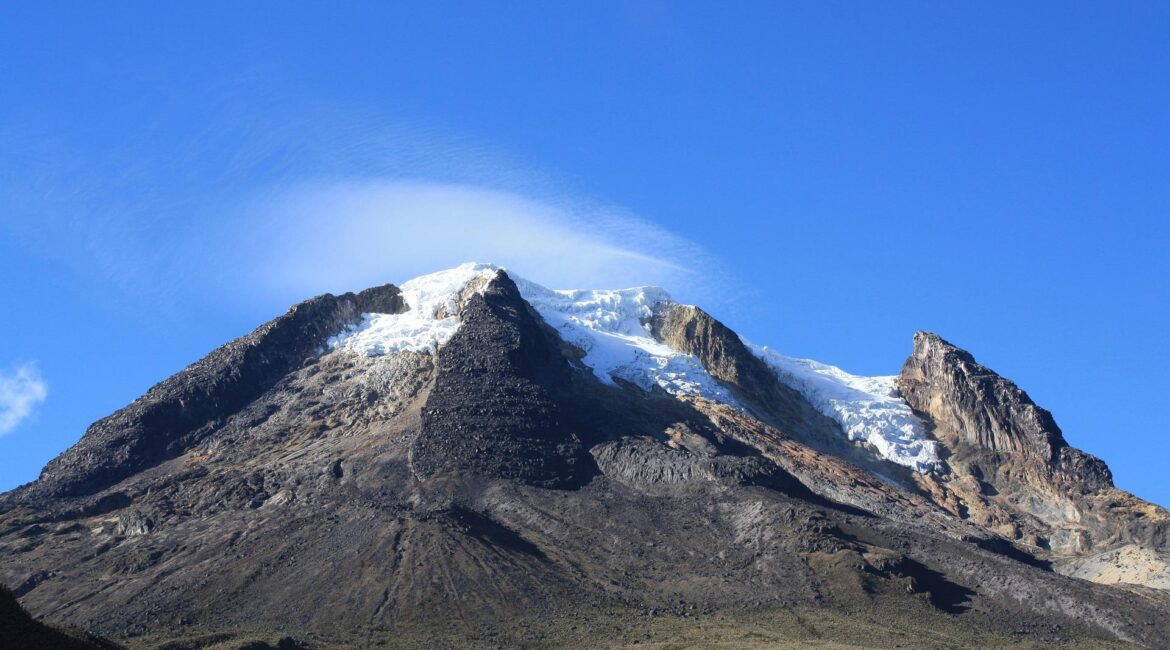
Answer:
512;277;739;404
749;347;940;472
328;263;499;355
329;262;939;473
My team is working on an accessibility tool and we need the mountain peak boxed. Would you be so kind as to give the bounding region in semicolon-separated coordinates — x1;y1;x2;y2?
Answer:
329;262;501;355
4;266;1170;648
895;331;1170;564
899;331;1106;479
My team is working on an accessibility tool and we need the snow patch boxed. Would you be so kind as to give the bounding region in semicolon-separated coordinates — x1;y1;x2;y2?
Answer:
512;278;738;404
750;347;940;473
328;262;500;355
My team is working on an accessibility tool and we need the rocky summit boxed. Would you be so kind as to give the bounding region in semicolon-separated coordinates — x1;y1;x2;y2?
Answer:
2;263;1168;649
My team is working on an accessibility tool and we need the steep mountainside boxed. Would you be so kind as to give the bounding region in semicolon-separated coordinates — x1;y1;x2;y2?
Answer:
0;584;120;650
898;332;1170;585
1;263;1168;649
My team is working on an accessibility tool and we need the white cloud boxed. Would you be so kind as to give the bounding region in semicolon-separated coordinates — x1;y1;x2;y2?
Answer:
2;104;750;320
0;363;48;436
229;179;740;309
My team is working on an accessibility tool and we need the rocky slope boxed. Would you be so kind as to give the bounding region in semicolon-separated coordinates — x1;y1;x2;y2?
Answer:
0;584;121;650
19;285;404;503
1;264;1168;649
899;332;1170;580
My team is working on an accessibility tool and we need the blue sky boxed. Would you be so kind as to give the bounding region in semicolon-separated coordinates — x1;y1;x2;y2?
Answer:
1;3;1167;505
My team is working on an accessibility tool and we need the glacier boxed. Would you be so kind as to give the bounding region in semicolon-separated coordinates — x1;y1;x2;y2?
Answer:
749;347;940;472
327;263;499;355
328;262;939;473
512;277;740;404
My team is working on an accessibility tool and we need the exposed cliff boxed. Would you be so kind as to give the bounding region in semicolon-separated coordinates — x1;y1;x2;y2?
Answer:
898;331;1170;569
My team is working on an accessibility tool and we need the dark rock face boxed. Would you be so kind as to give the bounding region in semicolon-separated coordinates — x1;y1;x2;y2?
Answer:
12;285;404;502
411;272;593;487
590;436;796;492
0;584;119;650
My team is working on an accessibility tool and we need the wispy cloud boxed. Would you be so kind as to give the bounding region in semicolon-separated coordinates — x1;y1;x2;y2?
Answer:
224;179;739;309
0;363;48;436
2;103;748;320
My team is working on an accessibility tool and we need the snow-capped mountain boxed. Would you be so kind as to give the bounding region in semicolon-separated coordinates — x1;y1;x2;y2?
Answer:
330;263;939;472
2;263;1167;648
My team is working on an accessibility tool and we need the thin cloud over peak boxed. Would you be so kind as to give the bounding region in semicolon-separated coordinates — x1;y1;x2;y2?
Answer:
233;179;740;310
2;106;748;323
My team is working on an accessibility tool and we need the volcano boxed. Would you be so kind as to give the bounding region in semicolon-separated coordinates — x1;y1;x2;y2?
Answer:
2;263;1168;649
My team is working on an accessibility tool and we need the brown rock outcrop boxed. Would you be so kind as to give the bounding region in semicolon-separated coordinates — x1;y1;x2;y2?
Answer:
899;332;1110;490
898;331;1170;572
